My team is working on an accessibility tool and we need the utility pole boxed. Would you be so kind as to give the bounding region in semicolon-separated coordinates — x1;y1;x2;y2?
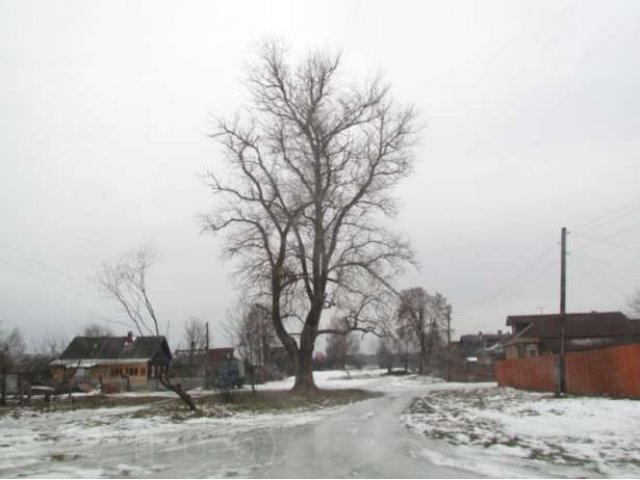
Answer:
558;227;567;396
446;306;452;382
205;322;210;389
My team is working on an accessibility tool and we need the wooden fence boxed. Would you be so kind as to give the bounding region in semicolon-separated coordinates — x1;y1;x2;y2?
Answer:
496;343;640;398
449;363;496;382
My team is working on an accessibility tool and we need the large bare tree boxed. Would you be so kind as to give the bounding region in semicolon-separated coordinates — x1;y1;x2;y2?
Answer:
205;41;417;391
97;245;197;410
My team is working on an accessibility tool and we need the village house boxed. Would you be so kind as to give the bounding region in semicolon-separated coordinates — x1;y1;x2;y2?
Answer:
2;353;55;400
170;347;235;378
502;311;640;359
445;330;510;381
50;332;172;391
451;330;509;365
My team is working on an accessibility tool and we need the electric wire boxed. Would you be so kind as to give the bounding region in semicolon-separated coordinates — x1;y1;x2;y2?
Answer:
572;201;640;236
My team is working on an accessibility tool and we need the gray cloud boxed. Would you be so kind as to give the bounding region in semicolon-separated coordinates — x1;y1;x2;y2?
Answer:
1;0;639;349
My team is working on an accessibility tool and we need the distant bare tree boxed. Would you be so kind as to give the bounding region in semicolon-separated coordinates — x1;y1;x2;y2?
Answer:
227;303;276;392
31;332;76;397
0;322;25;405
627;289;640;318
205;40;417;392
97;245;162;337
325;318;359;372
394;313;414;373
398;288;451;375
82;323;114;337
33;332;69;357
398;288;428;374
376;337;394;373
97;245;196;410
183;317;208;351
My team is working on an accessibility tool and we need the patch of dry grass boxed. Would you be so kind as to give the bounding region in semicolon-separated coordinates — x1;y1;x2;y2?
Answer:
1;387;381;422
211;388;380;412
126;388;381;420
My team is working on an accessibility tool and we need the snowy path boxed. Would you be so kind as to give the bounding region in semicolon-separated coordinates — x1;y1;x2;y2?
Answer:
72;389;476;478
250;390;475;478
0;372;481;478
21;392;474;477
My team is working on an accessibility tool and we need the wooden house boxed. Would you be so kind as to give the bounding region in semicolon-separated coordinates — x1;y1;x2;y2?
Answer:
50;332;172;391
171;347;235;378
502;311;640;359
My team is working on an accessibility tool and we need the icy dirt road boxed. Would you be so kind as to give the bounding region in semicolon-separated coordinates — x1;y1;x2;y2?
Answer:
80;390;476;478
243;390;477;479
0;372;482;478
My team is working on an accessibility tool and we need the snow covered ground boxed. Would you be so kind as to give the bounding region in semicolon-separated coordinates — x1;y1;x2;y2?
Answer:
0;390;347;478
403;386;640;478
1;370;639;478
257;368;446;392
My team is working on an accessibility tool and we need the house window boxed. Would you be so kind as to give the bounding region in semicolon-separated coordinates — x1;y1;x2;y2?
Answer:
526;345;538;358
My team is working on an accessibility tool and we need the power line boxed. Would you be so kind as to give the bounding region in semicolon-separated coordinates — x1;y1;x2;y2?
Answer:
485;258;559;311
598;221;640;242
571;232;639;252
570;256;628;305
573;201;640;236
0;255;97;301
573;251;640;275
465;246;559;316
571;221;640;255
0;240;85;282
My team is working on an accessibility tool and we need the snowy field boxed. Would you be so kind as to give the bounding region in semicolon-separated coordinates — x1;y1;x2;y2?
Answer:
403;386;640;478
0;381;351;477
256;368;446;392
1;370;639;478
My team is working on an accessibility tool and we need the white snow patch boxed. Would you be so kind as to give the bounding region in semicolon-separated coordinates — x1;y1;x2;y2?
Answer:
403;386;640;478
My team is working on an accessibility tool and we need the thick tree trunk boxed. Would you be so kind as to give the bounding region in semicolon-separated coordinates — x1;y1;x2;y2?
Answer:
271;277;301;380
159;375;197;411
291;321;318;392
292;345;316;392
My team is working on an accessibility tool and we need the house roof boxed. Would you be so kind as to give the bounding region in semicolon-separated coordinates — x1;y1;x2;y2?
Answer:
459;333;508;344
506;311;640;339
172;347;235;367
55;335;172;363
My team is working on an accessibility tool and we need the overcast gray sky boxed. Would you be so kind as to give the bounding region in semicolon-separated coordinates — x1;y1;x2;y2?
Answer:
1;0;639;350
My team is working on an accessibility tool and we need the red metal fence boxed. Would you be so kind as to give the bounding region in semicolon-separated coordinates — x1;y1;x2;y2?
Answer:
496;343;640;398
495;355;556;392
